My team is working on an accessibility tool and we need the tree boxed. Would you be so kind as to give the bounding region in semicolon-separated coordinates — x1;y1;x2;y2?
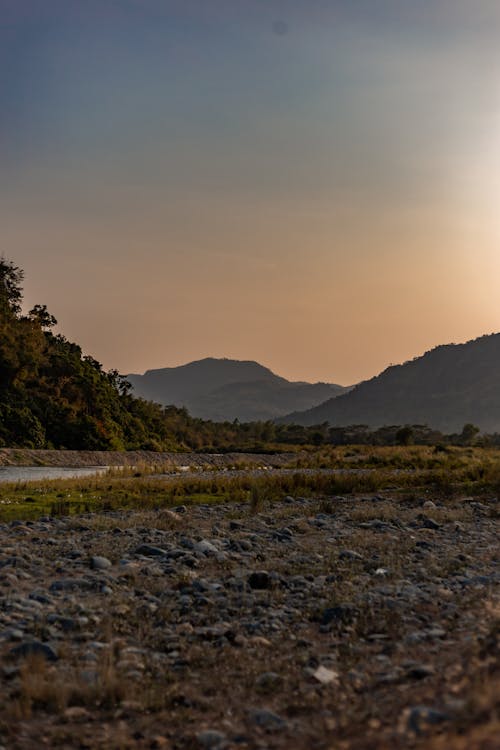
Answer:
460;423;480;446
0;258;24;315
28;304;57;330
396;426;414;446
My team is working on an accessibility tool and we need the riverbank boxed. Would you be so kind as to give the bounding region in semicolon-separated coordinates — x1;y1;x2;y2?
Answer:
0;449;296;469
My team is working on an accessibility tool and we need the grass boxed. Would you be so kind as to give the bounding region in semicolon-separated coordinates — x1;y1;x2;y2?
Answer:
0;445;499;521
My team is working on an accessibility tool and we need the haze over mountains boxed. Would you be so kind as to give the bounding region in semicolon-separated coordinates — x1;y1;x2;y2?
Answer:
127;359;348;422
281;334;500;433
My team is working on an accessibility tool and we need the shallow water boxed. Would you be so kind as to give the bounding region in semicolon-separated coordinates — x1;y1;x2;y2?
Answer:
0;466;111;483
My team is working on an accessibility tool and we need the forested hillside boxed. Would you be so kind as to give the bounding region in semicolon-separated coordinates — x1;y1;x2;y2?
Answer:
0;259;188;450
281;334;500;432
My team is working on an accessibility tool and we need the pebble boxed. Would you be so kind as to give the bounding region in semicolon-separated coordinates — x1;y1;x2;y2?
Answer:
339;549;364;561
248;571;271;590
90;555;112;570
249;708;288;731
313;666;339;685
194;540;219;555
195;730;228;748
404;705;449;735
134;544;168;557
256;671;283;690
10;640;58;662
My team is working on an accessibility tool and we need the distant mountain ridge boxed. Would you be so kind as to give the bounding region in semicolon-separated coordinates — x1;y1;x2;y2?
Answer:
280;334;500;432
127;358;348;422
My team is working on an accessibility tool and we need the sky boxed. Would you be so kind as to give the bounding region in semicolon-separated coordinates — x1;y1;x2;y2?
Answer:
2;0;500;385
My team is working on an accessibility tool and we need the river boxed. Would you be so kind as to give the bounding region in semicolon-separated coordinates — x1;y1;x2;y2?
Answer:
0;466;111;483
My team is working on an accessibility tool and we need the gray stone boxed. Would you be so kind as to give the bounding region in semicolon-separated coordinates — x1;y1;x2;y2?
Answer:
194;540;219;555
256;672;283;690
134;545;167;557
196;730;227;748
320;604;357;626
10;640;58;662
249;708;288;731
90;555;112;570
420;515;441;530
406;706;449;735
339;549;363;561
50;578;96;592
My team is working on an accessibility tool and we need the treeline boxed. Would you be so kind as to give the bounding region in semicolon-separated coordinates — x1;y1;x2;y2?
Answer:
195;421;493;450
274;422;490;447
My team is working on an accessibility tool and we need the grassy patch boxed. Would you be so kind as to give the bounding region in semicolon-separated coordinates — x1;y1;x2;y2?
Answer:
0;446;499;521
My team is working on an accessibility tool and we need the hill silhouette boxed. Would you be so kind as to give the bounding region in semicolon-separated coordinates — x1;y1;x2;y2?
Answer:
280;334;500;432
127;358;348;421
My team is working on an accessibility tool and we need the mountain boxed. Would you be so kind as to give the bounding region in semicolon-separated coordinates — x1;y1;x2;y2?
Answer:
126;358;348;422
280;334;500;433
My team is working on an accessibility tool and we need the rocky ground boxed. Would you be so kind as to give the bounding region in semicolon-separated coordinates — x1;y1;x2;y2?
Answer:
0;491;499;749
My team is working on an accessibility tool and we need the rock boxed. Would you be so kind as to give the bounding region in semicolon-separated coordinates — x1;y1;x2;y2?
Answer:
134;544;167;557
320;604;357;626
422;500;437;510
403;705;449;735
470;501;490;512
248;571;271;590
248;636;272;647
1;628;24;642
46;614;78;632
256;672;283;690
10;640;58;662
405;664;435;680
160;509;182;522
195;730;228;748
339;549;363;561
90;555;112;570
419;515;441;530
50;578;96;592
313;666;339;685
249;708;288;732
194;540;219;555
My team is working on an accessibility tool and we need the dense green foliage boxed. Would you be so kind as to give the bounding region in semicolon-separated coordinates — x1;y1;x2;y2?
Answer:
0;259;191;449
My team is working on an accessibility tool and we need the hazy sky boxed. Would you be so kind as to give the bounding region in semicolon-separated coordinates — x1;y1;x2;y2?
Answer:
2;1;500;384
